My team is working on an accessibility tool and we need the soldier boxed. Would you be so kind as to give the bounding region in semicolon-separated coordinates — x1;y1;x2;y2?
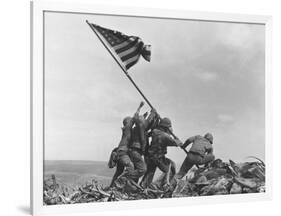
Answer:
109;102;144;188
140;117;182;189
127;108;158;183
174;133;215;180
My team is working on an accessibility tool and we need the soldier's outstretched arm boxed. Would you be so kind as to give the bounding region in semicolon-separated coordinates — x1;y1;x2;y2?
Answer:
144;108;158;130
135;101;145;115
182;136;197;149
126;101;145;128
161;133;181;147
131;101;144;125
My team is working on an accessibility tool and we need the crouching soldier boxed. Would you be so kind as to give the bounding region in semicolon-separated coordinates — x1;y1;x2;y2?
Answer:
174;133;215;180
140;117;182;189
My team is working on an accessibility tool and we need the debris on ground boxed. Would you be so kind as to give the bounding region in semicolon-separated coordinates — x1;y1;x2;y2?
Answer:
43;158;265;205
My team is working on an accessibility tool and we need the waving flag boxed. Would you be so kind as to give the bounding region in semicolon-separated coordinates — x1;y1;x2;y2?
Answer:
88;22;151;70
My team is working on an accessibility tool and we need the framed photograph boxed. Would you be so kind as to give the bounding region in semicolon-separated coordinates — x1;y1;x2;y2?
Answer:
31;0;272;215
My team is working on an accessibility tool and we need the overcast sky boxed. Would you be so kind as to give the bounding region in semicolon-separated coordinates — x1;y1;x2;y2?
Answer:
44;12;265;163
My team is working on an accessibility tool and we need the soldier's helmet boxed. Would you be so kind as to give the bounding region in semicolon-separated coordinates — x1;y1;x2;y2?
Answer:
204;133;213;144
159;117;172;129
123;116;132;126
138;115;145;124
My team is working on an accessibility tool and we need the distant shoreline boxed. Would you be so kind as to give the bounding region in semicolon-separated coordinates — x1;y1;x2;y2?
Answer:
44;160;107;163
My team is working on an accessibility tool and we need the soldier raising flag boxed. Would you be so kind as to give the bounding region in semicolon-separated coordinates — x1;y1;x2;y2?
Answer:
87;21;186;191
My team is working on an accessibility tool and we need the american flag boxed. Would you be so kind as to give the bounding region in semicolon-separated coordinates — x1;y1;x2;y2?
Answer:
88;22;151;70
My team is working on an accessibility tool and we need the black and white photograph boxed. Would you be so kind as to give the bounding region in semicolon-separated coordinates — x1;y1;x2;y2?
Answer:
42;10;266;205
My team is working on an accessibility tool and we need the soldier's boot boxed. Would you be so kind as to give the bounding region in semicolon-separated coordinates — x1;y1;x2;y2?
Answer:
124;180;138;193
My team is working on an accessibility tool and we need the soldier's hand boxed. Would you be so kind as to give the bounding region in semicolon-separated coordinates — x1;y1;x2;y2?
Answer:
134;111;139;119
140;101;145;108
175;139;183;147
181;142;187;149
151;108;159;117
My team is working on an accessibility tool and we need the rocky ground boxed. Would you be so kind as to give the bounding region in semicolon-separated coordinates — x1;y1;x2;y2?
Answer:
43;157;265;205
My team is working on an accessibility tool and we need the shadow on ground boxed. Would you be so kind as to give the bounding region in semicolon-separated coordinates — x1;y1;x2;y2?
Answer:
17;205;30;215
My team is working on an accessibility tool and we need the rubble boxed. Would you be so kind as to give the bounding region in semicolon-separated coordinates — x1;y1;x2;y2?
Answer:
172;158;265;197
43;158;265;205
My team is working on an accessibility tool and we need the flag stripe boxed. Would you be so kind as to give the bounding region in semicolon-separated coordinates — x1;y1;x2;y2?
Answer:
112;39;131;50
125;57;140;70
123;55;140;66
118;44;141;58
121;43;143;61
125;59;140;70
115;38;139;54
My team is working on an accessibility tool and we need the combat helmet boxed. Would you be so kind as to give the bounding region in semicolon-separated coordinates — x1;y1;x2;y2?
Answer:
159;117;172;129
204;133;213;144
123;116;132;126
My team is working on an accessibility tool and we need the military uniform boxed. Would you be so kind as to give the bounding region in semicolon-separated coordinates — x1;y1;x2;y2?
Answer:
110;116;135;186
110;109;158;187
141;127;179;188
127;109;158;182
109;161;125;187
175;134;215;179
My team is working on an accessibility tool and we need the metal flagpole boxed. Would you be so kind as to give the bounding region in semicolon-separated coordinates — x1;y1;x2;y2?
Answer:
86;20;155;110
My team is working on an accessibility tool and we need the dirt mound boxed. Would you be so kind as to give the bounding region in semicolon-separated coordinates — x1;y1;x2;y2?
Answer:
43;158;265;205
